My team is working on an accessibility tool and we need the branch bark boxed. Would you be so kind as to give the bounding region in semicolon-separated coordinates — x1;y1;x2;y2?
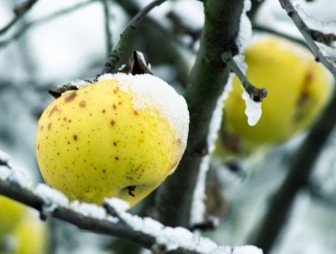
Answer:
156;0;245;227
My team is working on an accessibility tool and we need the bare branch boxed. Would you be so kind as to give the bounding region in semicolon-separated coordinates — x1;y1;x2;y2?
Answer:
0;0;39;35
0;0;99;49
102;0;113;57
221;51;268;102
279;0;336;78
101;0;167;74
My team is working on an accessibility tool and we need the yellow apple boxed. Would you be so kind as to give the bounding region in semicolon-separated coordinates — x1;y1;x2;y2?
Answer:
8;212;47;254
219;35;334;155
0;196;27;236
36;73;189;207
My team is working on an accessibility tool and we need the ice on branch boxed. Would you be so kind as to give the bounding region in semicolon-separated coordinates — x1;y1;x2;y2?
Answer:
242;89;262;126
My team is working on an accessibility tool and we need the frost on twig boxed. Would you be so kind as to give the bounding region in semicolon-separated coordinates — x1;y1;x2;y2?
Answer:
279;0;336;78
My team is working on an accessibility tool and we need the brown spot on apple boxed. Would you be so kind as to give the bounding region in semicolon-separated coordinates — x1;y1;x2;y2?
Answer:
79;100;86;108
64;91;77;103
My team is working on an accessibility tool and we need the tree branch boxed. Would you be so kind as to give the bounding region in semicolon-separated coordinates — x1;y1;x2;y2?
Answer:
252;81;336;252
156;0;245;227
279;0;336;78
101;0;167;74
102;0;113;57
221;52;268;102
0;0;39;35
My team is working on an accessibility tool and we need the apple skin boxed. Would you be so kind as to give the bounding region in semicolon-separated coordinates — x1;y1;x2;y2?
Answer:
0;196;27;237
36;74;189;207
8;212;47;254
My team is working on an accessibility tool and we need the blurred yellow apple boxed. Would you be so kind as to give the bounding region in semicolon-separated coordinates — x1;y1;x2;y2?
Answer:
36;73;189;207
0;196;27;236
8;212;47;254
219;35;334;155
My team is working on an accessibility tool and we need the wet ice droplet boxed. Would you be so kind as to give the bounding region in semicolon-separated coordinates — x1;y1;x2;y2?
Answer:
242;89;262;126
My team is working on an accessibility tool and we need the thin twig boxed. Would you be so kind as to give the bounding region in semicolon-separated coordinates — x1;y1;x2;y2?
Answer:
221;51;268;102
102;0;113;57
0;0;99;49
0;0;39;35
279;0;336;78
101;0;167;74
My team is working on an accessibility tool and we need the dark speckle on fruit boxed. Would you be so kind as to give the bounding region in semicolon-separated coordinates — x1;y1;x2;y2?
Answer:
64;91;77;103
48;123;52;130
73;135;78;141
110;120;115;126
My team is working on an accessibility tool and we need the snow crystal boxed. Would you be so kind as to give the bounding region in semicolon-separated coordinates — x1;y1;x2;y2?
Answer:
97;73;190;149
242;89;262;126
104;197;130;212
70;200;107;220
232;245;263;254
34;183;69;207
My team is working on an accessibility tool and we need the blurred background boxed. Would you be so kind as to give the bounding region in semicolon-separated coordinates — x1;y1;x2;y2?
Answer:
1;0;336;253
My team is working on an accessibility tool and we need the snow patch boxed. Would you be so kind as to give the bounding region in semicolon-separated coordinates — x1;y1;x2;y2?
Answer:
97;73;190;150
233;246;263;254
104;197;130;212
35;184;69;207
236;0;252;52
70;200;107;220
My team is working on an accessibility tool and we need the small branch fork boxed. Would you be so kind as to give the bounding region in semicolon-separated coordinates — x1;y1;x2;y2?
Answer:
221;51;268;102
279;0;336;78
102;0;167;74
0;0;39;35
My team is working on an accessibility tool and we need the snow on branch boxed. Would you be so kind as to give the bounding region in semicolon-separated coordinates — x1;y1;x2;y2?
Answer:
0;150;263;254
102;0;168;74
279;0;336;78
221;52;268;103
